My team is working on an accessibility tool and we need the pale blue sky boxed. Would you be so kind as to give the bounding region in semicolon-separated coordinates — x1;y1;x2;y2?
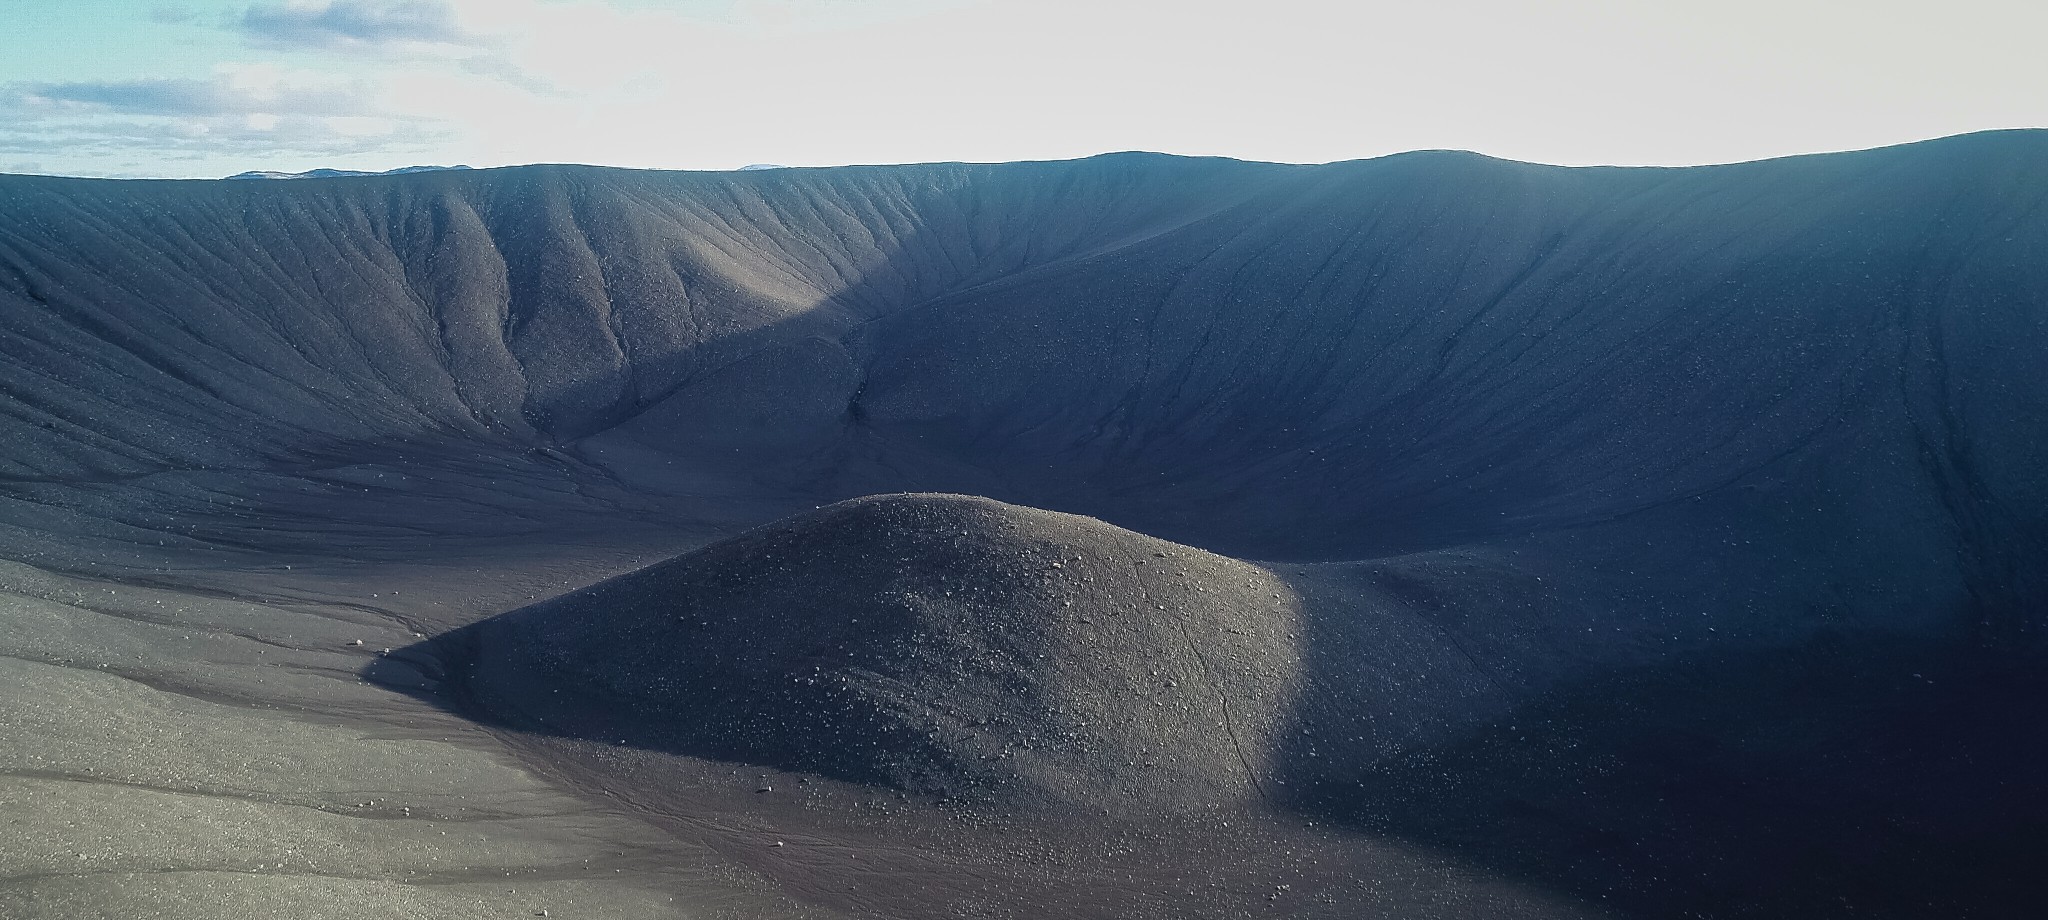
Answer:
3;0;2044;178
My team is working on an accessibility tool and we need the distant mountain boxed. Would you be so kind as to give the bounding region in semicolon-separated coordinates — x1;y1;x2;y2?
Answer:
736;163;786;170
222;164;472;180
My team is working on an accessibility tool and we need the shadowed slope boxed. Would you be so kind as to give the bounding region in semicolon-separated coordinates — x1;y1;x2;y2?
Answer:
1315;634;2048;918
4;135;2042;583
832;133;2048;567
460;493;1302;812
0;154;1270;480
2;132;2046;919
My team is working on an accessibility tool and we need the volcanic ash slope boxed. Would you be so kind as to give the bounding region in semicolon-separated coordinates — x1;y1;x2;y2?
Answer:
467;493;1304;811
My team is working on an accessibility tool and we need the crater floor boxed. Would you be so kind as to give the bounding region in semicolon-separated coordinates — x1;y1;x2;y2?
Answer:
2;133;2044;918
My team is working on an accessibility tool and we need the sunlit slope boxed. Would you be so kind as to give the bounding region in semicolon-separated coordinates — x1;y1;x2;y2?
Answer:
0;154;1267;479
3;132;2046;918
465;493;1303;812
4;135;2041;573
0;133;2041;626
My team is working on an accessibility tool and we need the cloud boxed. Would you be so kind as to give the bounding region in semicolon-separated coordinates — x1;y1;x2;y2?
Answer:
0;108;443;161
23;69;374;119
29;79;233;118
0;67;449;176
239;0;481;51
233;1;550;95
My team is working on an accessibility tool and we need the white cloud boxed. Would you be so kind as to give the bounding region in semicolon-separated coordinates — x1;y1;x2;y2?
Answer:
23;67;374;119
239;0;483;52
0;62;448;175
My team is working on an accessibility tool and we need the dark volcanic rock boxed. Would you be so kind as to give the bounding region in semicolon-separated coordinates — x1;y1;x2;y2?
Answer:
223;165;473;180
4;131;2047;917
469;493;1301;811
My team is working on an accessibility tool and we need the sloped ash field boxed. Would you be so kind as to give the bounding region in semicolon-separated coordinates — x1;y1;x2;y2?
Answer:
1;131;2043;919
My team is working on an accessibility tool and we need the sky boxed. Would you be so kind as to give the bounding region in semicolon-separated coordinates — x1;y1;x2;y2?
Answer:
1;0;2043;178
